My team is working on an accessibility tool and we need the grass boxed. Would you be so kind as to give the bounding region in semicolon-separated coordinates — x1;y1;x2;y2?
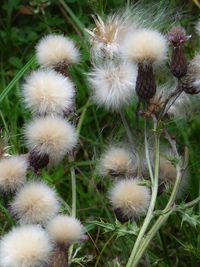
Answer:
0;0;200;266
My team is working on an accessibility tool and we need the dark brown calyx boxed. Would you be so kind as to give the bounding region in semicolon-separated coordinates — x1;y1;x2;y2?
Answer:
55;62;72;79
170;46;187;78
47;244;69;267
167;26;190;78
136;63;156;101
28;149;49;174
114;208;129;223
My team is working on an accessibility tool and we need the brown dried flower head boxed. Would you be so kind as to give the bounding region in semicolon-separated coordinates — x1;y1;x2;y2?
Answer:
144;90;165;117
86;14;130;58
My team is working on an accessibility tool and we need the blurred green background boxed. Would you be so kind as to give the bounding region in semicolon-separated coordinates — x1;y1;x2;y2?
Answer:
0;0;200;266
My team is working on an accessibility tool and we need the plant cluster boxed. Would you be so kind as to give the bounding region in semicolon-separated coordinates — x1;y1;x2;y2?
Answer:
0;3;200;267
86;9;200;267
0;34;86;267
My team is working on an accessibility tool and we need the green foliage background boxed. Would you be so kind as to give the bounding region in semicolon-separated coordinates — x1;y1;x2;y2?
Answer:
0;0;200;266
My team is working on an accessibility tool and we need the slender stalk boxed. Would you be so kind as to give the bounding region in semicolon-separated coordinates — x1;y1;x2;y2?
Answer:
94;233;116;267
144;120;154;183
71;166;76;217
132;164;182;266
158;82;182;121
183;196;200;209
68;165;76;264
126;120;160;267
119;110;135;149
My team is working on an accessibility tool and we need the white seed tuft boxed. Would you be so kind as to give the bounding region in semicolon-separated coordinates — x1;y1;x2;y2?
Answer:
0;156;28;192
122;29;167;63
11;181;60;224
0;224;52;267
36;34;80;67
47;215;85;244
88;61;137;110
24;116;78;164
22;69;75;116
99;146;136;177
109;178;150;220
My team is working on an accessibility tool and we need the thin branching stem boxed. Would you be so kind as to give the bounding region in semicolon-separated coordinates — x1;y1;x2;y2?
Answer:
131;147;188;266
126;119;160;267
119;110;135;149
68;165;76;264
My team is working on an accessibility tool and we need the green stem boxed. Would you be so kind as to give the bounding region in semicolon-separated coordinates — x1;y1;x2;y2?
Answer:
71;166;76;217
95;233;116;267
132;164;182;266
119;110;135;149
68;166;76;264
183;196;200;209
144;120;154;183
126;121;160;267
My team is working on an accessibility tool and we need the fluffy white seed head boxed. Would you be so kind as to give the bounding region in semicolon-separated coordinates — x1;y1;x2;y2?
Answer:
0;225;52;267
22;69;75;116
122;29;167;63
109;178;150;220
24;116;78;164
11;181;60;224
0;156;28;192
47;215;85;245
36;34;80;67
88;61;137;110
99;146;136;177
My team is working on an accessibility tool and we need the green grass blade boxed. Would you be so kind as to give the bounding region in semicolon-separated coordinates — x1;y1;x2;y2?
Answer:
0;56;36;103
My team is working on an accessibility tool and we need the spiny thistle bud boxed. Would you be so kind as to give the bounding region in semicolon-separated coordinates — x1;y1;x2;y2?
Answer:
136;63;156;100
168;26;190;78
181;54;200;94
109;178;150;222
